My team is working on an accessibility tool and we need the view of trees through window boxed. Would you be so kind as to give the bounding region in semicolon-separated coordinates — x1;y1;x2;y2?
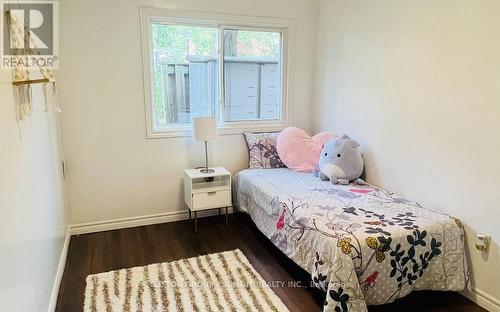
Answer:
151;23;282;126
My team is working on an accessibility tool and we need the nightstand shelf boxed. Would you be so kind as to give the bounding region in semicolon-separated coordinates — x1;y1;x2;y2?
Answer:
192;181;229;193
184;167;232;232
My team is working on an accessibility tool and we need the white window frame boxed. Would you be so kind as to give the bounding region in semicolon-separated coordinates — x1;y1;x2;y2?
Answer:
140;8;295;138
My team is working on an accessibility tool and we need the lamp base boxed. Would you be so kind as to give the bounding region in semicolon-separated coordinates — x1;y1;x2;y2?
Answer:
199;168;215;174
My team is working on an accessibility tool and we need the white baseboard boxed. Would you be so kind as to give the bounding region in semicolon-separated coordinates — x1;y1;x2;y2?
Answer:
47;227;71;312
462;287;500;312
70;207;234;235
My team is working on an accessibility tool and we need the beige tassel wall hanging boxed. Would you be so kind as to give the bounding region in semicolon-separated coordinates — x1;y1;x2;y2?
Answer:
6;8;60;121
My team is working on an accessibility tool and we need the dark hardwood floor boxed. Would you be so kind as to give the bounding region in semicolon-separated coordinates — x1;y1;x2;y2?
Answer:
56;213;485;312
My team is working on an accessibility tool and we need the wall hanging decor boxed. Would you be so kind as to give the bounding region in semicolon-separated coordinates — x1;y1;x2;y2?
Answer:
6;8;60;121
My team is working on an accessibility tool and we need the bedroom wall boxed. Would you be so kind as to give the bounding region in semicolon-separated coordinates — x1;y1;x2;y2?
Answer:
0;72;68;310
313;0;500;309
58;0;318;225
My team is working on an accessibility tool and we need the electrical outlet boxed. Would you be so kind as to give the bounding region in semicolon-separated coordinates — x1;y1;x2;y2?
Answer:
475;234;489;251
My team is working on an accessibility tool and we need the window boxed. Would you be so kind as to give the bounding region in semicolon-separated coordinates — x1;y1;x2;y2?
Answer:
223;29;282;122
151;24;219;126
141;9;293;138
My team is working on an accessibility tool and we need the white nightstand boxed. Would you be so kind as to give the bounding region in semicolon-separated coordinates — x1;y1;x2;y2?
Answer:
184;167;232;232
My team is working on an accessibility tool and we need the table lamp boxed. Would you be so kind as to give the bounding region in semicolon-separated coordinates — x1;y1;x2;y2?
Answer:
192;116;218;174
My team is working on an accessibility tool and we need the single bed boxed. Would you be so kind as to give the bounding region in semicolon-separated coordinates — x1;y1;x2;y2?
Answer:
233;168;468;312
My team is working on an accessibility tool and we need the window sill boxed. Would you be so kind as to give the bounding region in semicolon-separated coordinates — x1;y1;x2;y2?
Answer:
147;122;288;139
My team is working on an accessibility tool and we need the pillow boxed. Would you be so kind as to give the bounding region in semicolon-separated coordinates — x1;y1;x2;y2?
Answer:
276;127;336;172
244;132;285;169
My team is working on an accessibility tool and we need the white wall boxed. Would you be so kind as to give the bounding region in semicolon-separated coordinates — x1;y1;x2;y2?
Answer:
314;0;500;308
59;0;318;224
0;72;68;310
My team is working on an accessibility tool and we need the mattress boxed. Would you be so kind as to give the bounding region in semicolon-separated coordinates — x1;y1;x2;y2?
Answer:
233;168;468;312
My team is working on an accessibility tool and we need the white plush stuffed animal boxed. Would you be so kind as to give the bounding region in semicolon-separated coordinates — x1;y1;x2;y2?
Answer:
314;134;365;185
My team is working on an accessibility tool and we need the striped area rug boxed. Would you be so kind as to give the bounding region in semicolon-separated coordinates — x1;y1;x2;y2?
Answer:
84;249;289;312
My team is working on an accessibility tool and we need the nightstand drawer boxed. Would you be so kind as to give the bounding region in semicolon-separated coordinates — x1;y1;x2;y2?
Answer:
192;190;230;210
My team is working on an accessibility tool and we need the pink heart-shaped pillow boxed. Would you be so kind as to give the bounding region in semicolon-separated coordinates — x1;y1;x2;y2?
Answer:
276;127;336;172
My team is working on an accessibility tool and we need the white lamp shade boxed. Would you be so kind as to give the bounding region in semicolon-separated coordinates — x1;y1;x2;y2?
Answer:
192;117;218;142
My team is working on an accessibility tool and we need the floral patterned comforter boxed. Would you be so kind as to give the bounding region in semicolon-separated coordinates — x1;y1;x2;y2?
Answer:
233;169;468;312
